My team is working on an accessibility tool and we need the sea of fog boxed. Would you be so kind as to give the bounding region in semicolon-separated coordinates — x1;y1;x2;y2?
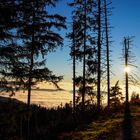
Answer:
0;84;139;108
0;88;110;108
0;89;73;108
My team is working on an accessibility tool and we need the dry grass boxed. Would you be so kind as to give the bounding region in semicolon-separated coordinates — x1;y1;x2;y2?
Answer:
59;104;140;140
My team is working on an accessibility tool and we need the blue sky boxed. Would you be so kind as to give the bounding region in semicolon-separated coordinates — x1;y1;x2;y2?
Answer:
111;0;140;82
47;0;140;90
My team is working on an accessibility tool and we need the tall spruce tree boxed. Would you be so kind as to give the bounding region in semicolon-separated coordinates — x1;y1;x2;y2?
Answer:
94;0;112;110
69;0;97;109
103;0;112;109
0;0;66;107
17;0;66;107
0;1;66;139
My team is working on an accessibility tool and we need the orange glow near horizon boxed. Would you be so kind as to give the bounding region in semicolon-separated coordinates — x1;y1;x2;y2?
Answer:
37;81;73;91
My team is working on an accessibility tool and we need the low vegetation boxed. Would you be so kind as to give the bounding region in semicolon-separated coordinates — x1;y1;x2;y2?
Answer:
0;96;125;140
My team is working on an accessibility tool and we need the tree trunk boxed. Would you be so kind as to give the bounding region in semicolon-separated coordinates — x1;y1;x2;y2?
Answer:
27;12;35;107
124;38;129;109
97;0;101;111
73;21;76;112
27;12;35;140
104;0;110;109
82;0;87;110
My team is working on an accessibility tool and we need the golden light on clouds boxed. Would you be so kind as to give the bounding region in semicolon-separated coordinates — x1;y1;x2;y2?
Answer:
37;81;73;91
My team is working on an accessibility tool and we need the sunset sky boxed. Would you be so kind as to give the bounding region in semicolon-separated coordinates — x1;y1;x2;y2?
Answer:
46;0;140;93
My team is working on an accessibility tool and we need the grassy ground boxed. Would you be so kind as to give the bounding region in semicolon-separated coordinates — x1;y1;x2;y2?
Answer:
59;104;140;140
113;104;140;140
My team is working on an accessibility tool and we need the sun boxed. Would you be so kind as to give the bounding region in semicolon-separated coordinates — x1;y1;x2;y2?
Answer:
124;66;131;73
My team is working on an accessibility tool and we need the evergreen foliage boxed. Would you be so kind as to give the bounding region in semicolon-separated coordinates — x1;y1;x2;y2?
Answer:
0;0;66;105
110;81;124;108
68;0;98;109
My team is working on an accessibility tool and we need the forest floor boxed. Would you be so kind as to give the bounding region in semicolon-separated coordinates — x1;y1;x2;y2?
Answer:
113;105;140;140
59;104;140;140
1;96;140;140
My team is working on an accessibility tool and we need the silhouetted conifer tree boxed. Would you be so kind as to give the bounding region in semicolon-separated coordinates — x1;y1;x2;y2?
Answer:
103;0;112;109
69;0;97;110
0;0;66;106
0;1;66;139
17;0;66;107
94;0;112;110
110;81;124;108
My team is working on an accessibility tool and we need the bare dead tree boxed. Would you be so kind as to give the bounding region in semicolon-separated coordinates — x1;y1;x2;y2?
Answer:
104;0;112;109
97;0;102;110
122;36;139;110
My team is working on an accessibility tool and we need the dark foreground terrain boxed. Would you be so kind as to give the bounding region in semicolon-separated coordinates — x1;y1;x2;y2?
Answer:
0;96;140;140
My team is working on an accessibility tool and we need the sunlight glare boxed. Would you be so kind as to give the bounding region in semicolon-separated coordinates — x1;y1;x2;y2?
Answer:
124;66;131;73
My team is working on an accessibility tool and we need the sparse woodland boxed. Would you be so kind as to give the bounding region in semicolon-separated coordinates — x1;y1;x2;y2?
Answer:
0;0;140;140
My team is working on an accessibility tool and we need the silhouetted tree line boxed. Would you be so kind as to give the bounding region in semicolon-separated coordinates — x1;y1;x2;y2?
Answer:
0;0;135;113
0;96;125;140
68;0;113;111
0;0;139;139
